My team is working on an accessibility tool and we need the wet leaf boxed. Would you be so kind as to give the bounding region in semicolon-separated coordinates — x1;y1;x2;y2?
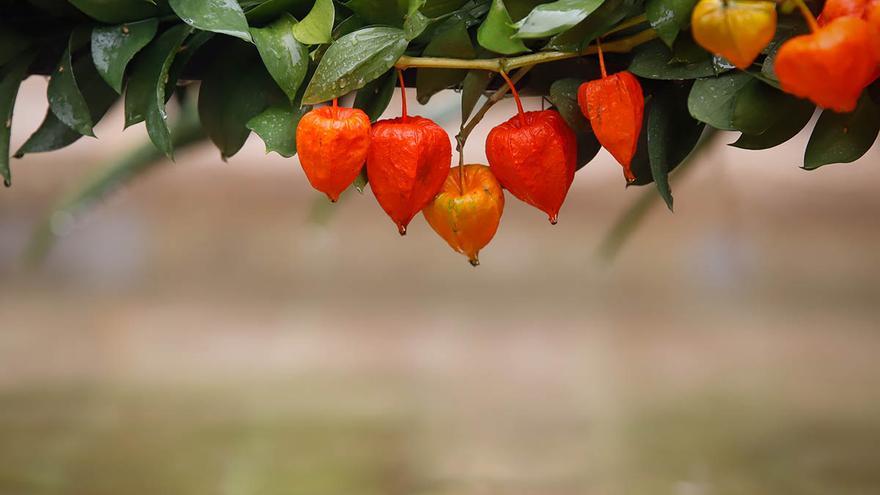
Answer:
1;52;34;187
251;13;309;101
804;95;880;169
68;0;159;23
404;0;432;40
513;0;604;39
646;0;698;46
169;0;252;42
245;0;313;23
629;39;719;80
91;18;159;93
292;0;334;44
302;27;408;105
547;0;639;51
48;29;96;137
354;69;397;121
246;102;308;157
477;0;529;54
344;0;409;26
731;77;811;135
731;99;814;150
687;70;752;129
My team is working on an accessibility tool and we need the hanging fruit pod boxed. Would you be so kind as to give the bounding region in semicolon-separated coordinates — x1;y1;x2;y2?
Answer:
775;16;877;112
578;70;644;183
485;72;576;224
818;0;869;25
691;0;778;69
296;102;372;202
422;165;505;266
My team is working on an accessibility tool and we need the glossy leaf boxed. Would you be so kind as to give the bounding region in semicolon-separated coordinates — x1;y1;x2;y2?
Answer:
731;100;814;150
198;41;286;159
513;0;604;39
124;25;191;129
1;52;33;187
547;0;639;50
731;78;812;135
404;0;432;40
477;0;529;54
292;0;335;44
647;83;704;210
251;13;309;102
91;18;159;93
246;103;308;157
169;0;252;42
302;27;408;105
646;0;698;46
687;71;752;129
804;95;880;169
416;22;475;104
354;69;397;121
245;0;312;22
460;69;493;123
629;39;719;80
68;0;159;23
548;78;601;170
48;30;96;137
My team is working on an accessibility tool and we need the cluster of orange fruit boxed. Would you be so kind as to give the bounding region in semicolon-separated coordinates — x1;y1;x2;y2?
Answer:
295;65;645;266
692;0;880;112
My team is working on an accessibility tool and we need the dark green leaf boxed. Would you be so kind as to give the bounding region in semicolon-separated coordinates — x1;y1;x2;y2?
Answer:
404;0;432;40
731;100;814;150
164;30;215;98
302;27;408;105
546;0;639;51
687;71;752;130
548;78;601;170
198;41;286;158
354;69;397;121
646;0;697;46
804;95;880;170
124;25;191;129
477;0;529;54
513;0;604;39
91;18;159;93
245;0;313;23
68;0;159;23
251;13;309;102
292;0;334;44
416;22;475;104
1;52;34;187
344;0;409;26
629;39;718;80
48;29;96;137
169;0;252;42
647;82;703;210
460;69;493;123
352;169;369;193
0;29;32;67
246;103;308;157
731;78;811;135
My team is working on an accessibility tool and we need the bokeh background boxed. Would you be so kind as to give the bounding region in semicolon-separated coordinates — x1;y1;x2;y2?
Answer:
1;77;879;494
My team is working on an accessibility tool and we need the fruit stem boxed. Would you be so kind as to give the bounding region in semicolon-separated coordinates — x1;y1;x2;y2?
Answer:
597;39;607;78
791;0;820;32
397;69;408;122
499;70;525;125
332;98;338;108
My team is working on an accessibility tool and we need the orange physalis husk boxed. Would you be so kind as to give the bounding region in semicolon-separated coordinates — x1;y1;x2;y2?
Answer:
818;0;869;24
295;104;371;202
577;71;644;183
422;164;505;266
691;0;778;69
775;16;877;113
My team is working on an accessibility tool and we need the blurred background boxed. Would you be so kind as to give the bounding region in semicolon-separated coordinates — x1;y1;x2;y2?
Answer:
1;76;879;494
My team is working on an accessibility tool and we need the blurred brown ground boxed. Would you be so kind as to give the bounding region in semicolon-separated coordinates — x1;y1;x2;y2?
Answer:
0;78;879;494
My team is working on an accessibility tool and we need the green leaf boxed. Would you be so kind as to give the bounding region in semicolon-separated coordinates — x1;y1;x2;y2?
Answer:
731;78;811;135
416;21;475;104
292;0;335;44
404;0;432;40
804;95;880;170
352;168;369;193
354;69;397;121
302;27;408;105
629;39;719;80
687;71;752;130
0;29;32;67
513;0;604;39
246;103;308;157
548;78;601;170
67;0;159;23
477;0;529;55
460;69;493;123
17;53;119;157
124;25;192;129
547;0;639;51
91;18;159;94
245;0;313;23
1;52;33;187
198;40;286;159
251;13;309;102
344;0;409;26
646;0;698;46
169;0;252;42
48;29;96;137
731;100;814;150
647;82;704;210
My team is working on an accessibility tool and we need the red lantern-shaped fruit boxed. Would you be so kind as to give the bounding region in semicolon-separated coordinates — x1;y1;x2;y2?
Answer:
295;101;371;202
485;73;576;224
367;71;451;235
